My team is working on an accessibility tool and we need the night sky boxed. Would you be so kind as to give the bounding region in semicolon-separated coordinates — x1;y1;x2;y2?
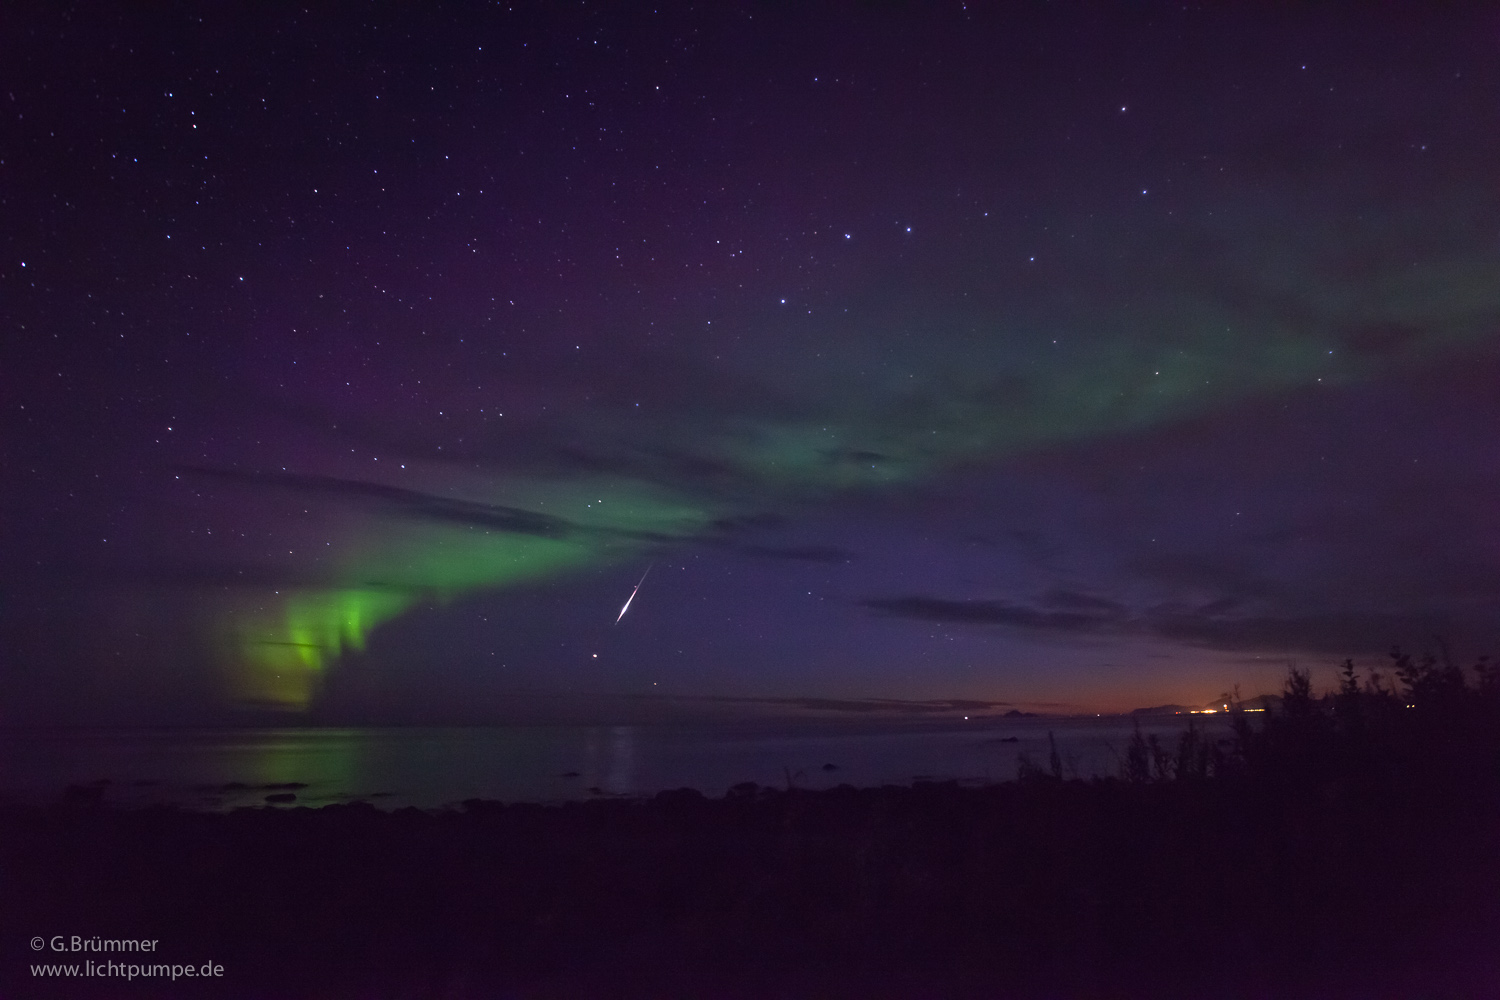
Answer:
5;3;1500;724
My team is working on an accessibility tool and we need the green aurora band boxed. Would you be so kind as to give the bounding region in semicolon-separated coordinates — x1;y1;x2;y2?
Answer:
221;190;1500;708
226;483;714;707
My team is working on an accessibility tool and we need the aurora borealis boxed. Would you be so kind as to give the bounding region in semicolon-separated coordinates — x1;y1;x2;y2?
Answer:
5;3;1500;722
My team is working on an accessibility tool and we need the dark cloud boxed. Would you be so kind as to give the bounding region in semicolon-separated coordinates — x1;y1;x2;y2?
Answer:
1126;553;1286;603
1039;589;1130;614
862;597;1125;632
1143;607;1463;657
863;592;1476;658
740;544;858;563
711;513;791;532
698;695;1015;715
177;466;683;542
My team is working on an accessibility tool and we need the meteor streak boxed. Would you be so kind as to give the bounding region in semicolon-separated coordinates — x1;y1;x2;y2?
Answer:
615;564;653;623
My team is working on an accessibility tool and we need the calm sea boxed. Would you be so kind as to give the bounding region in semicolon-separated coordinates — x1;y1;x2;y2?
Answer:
0;716;1233;811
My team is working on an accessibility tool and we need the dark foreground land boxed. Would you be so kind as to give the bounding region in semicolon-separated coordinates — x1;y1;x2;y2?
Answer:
5;664;1500;999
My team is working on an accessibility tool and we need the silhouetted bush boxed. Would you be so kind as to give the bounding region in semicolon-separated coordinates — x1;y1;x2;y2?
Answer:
1225;648;1500;799
1120;718;1222;784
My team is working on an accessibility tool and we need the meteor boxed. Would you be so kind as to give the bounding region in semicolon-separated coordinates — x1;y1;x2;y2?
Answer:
615;564;653;623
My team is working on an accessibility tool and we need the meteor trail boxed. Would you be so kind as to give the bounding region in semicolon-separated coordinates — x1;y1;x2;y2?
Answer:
615;564;653;623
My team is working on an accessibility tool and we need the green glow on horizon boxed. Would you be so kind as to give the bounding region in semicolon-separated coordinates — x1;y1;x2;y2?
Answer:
226;482;715;709
230;589;412;708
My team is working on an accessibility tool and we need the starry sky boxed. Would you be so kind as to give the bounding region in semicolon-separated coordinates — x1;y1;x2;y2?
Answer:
5;3;1500;724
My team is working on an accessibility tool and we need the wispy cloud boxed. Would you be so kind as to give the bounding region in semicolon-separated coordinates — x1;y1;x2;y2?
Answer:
863;592;1465;657
177;466;686;542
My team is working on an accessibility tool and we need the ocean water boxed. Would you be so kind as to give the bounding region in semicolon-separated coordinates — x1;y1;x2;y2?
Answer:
0;715;1234;811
